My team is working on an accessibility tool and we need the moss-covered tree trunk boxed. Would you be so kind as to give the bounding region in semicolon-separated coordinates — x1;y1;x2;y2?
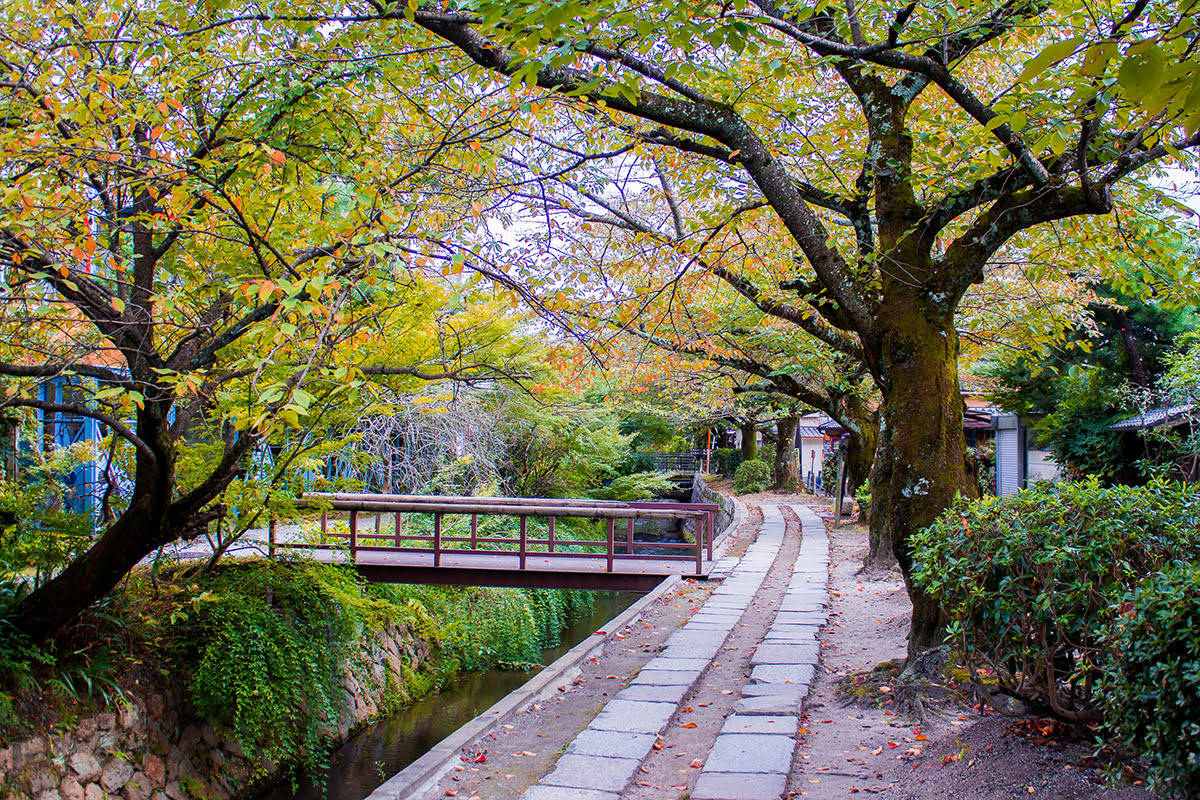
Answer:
773;414;800;490
740;420;757;461
873;290;978;657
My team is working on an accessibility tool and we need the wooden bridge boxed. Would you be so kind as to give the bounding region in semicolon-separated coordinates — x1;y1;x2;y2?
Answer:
271;493;721;591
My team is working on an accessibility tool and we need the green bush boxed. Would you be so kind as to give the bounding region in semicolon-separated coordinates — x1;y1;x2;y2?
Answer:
1099;563;1200;798
733;460;771;494
713;448;743;476
185;561;381;772
914;478;1200;721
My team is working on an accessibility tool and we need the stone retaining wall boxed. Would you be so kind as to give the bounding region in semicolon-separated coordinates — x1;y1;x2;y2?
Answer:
0;622;432;800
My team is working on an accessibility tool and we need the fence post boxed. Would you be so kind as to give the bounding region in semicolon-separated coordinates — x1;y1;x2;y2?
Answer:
519;516;527;570
695;516;703;574
606;518;615;573
349;510;358;562
707;511;714;560
320;510;327;540
470;513;478;550
548;516;555;553
268;516;276;559
375;512;381;538
394;512;402;548
434;513;442;566
626;519;635;556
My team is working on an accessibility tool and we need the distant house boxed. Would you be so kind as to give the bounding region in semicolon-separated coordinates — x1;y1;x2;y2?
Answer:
1109;402;1197;483
991;413;1062;495
1108;402;1196;434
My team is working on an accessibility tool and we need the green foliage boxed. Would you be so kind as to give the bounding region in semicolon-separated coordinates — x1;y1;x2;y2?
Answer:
966;444;996;496
854;480;872;522
1099;562;1200;798
733;459;770;494
181;560;407;773
497;403;636;498
0;480;93;589
914;478;1200;721
821;456;839;496
364;583;594;671
756;443;776;465
591;471;674;502
1036;367;1126;481
712;448;744;476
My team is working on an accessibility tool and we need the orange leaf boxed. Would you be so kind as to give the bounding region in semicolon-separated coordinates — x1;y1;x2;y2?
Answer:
681;722;697;729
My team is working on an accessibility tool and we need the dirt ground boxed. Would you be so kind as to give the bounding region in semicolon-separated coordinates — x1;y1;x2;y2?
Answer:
791;507;1160;800
422;493;1160;800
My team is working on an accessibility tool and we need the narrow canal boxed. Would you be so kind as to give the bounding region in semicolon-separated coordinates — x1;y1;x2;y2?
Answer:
257;590;643;800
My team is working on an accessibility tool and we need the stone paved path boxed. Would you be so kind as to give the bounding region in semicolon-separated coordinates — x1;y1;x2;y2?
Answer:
518;502;829;800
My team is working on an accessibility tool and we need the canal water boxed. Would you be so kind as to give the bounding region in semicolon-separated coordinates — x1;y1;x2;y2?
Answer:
257;590;643;800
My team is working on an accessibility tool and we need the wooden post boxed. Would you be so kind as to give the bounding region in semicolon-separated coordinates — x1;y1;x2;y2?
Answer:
320;510;327;540
349;510;358;561
548;516;555;553
470;513;478;550
626;519;635;556
268;517;276;559
519;516;527;570
375;512;381;537
707;511;714;560
394;512;402;548
433;513;442;566
606;518;615;572
695;516;703;574
833;447;847;529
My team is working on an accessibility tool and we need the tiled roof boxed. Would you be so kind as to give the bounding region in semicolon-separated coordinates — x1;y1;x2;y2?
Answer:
1109;403;1196;431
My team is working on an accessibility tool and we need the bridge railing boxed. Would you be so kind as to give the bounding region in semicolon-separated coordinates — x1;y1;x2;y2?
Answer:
274;492;718;575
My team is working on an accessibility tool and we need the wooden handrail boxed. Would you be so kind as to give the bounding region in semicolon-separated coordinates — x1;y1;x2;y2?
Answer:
288;493;717;577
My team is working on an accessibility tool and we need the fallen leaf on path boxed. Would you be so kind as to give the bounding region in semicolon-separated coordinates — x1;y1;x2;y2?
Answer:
690;759;704;768
681;722;697;728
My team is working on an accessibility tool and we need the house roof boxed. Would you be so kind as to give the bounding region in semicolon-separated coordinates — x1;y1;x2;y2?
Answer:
1109;403;1196;431
798;426;825;439
964;406;1003;430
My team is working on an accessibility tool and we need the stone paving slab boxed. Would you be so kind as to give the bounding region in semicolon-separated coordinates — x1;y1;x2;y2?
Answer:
567;729;658;759
732;693;804;714
630;668;701;685
706;733;795;772
646;656;711;671
720;714;799;735
692;771;788;800
541;754;638;792
616;682;691;704
750;643;821;664
520;785;619;800
590;699;677;733
750;663;815;686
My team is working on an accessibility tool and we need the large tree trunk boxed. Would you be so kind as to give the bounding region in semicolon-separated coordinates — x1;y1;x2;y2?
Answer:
11;411;179;643
740;420;757;461
874;296;978;659
864;414;897;569
773;414;800;490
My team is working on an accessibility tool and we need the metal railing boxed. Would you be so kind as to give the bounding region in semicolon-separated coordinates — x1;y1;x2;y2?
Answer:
272;492;718;575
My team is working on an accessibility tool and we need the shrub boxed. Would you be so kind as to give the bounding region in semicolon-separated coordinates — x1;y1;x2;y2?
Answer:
713;448;743;476
733;460;771;494
913;478;1200;721
1098;563;1200;798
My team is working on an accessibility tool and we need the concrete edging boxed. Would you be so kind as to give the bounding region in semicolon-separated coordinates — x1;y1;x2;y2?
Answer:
368;574;685;800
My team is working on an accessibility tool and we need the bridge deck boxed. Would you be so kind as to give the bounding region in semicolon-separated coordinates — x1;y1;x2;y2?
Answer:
280;494;720;591
300;548;712;591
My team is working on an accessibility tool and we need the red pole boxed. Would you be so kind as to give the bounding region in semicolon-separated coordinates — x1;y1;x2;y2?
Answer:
606;519;615;572
434;513;442;566
519;516;527;570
